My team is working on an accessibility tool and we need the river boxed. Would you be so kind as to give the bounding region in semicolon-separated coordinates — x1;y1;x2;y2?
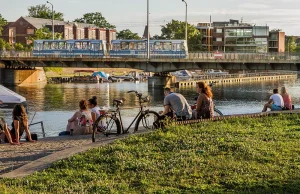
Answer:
1;79;299;137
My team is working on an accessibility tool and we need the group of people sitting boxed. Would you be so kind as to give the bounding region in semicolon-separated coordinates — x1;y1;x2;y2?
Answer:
158;81;215;122
0;104;36;145
262;87;293;112
64;96;102;135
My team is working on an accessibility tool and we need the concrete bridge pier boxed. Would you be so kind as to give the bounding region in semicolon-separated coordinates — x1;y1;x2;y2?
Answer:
148;74;176;88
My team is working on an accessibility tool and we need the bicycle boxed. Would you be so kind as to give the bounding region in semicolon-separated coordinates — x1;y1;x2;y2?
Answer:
92;90;159;142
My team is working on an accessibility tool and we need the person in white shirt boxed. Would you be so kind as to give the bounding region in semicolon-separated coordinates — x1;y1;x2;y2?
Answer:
262;88;284;112
88;96;101;122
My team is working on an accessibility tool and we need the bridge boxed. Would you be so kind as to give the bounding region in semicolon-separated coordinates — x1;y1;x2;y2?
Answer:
0;52;300;72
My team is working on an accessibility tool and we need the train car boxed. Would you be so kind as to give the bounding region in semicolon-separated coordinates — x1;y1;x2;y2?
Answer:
110;39;188;58
33;39;107;57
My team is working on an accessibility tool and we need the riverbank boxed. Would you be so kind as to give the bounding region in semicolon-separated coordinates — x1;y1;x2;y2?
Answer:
1;114;299;193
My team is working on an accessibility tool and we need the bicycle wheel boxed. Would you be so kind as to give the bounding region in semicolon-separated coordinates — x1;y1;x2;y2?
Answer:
134;110;159;132
214;108;223;116
92;115;122;142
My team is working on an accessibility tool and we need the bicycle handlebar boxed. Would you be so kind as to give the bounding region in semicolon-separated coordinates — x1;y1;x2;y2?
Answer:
127;90;137;94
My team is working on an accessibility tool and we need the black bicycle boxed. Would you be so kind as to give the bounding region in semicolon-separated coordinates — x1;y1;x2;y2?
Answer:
92;90;159;142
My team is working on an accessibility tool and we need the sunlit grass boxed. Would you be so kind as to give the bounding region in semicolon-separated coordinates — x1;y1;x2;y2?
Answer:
1;114;300;194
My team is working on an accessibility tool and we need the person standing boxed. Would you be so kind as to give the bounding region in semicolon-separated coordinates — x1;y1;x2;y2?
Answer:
281;87;293;110
262;88;284;112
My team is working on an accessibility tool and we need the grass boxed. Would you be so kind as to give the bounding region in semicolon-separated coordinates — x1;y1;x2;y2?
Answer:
1;114;300;194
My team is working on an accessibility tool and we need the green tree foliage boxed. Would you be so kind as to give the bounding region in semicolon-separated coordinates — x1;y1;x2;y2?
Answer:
117;29;140;40
29;26;62;40
27;4;64;21
13;43;24;51
74;12;115;29
0;14;8;36
154;20;203;51
0;38;12;50
285;36;296;52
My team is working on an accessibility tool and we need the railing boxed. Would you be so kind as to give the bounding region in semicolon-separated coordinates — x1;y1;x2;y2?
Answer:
29;121;46;138
1;51;300;61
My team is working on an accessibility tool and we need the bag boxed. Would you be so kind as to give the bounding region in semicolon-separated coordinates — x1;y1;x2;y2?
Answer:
26;133;38;141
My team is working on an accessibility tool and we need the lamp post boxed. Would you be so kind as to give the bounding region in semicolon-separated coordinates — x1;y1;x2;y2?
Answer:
182;0;187;44
46;1;54;40
147;0;150;60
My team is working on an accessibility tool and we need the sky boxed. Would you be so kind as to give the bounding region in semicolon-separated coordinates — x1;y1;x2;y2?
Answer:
1;0;300;36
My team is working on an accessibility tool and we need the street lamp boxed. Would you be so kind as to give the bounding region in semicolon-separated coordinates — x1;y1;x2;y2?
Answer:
182;0;188;44
46;1;54;40
147;0;150;60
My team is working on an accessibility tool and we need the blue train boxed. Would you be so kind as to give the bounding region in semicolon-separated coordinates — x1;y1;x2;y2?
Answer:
33;39;188;58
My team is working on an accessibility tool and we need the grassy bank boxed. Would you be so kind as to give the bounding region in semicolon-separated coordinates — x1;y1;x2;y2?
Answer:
1;114;300;193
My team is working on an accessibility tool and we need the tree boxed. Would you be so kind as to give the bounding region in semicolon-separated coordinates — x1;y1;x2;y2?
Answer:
117;29;140;40
74;12;115;29
0;14;7;36
28;26;62;46
14;43;24;51
155;20;204;51
27;4;64;21
285;36;296;52
0;38;12;50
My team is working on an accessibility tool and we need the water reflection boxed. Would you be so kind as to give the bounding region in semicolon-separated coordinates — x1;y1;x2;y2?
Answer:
1;79;299;137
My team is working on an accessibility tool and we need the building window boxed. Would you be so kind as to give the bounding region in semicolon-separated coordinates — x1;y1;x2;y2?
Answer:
216;38;222;42
27;29;34;35
216;28;222;33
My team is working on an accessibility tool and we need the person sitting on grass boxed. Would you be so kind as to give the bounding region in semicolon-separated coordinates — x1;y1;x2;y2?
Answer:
0;105;35;144
66;99;93;135
262;88;284;112
193;81;214;119
281;87;293;110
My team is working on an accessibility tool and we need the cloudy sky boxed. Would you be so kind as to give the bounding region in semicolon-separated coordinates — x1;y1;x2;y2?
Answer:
1;0;300;36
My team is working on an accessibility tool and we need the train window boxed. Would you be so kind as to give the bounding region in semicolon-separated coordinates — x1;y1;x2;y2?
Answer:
121;42;129;50
59;42;65;49
137;42;146;50
162;42;172;50
82;42;88;50
113;43;120;50
172;44;177;51
180;43;185;51
99;43;103;50
153;42;162;50
129;42;136;50
51;42;58;49
43;42;49;50
75;42;81;49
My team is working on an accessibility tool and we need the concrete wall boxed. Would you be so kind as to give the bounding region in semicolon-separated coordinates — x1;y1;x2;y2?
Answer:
148;76;176;88
1;68;47;86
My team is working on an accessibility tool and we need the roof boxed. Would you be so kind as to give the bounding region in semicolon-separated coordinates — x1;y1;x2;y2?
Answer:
0;85;26;104
22;17;98;29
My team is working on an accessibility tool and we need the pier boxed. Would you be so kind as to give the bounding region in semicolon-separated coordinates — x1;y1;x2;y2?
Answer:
175;72;298;87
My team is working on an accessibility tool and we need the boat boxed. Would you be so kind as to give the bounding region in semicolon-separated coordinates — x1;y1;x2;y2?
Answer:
0;85;28;110
204;69;228;75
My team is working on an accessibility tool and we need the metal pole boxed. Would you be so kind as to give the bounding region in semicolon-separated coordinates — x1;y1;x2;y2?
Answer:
147;0;150;60
182;0;188;44
47;1;54;40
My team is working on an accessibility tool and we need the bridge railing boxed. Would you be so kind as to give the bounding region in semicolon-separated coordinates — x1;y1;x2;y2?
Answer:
1;51;300;61
188;52;300;61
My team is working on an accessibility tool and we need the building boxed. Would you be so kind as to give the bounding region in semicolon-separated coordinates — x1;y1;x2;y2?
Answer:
196;19;285;53
0;17;116;45
269;30;285;52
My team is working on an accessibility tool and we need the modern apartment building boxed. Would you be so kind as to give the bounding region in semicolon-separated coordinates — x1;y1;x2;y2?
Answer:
197;19;285;53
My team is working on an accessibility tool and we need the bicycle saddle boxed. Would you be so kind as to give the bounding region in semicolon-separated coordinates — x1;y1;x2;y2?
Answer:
113;98;126;104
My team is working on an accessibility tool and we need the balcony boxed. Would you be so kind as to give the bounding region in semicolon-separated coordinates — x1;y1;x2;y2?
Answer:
213;41;224;46
212;32;224;38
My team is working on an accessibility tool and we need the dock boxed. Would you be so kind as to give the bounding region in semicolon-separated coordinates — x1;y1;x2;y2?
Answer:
176;72;298;87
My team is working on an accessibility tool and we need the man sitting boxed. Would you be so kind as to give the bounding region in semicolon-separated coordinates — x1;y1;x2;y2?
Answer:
159;87;192;121
262;88;284;112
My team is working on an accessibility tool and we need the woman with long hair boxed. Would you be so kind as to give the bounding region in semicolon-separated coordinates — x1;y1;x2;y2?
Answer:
194;81;214;119
2;104;35;144
66;99;93;135
281;87;293;110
